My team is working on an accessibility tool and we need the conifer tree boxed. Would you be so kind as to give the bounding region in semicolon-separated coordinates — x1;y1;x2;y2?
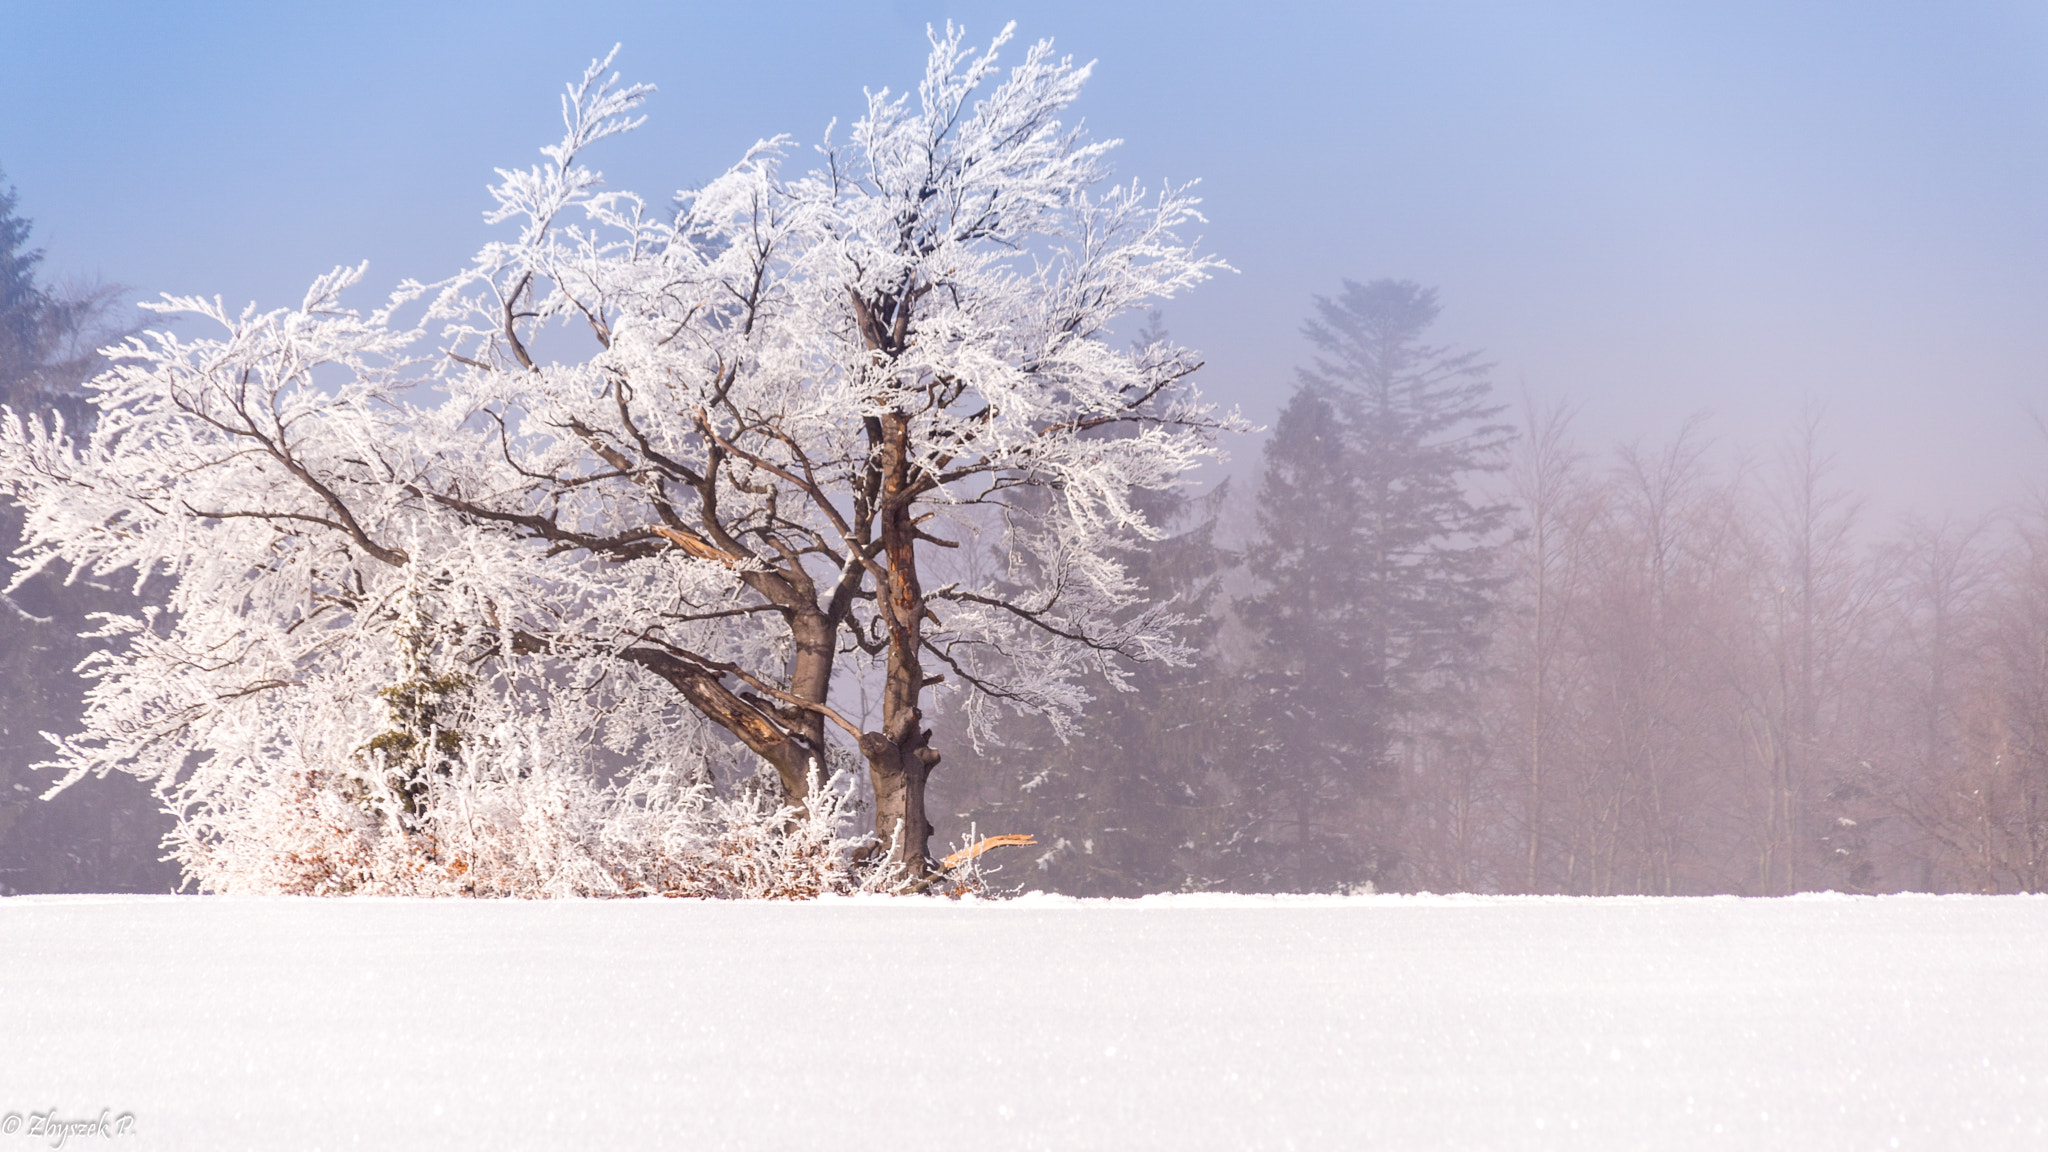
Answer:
1230;279;1509;890
0;168;168;893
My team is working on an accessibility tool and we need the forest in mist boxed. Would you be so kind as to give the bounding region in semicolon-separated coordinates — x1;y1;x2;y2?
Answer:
3;178;2045;899
930;281;2048;899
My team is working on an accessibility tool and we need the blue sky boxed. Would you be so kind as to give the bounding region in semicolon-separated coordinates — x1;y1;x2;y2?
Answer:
3;0;2045;515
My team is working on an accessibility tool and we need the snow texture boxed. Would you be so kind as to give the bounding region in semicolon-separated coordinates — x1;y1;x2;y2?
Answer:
4;893;2045;1150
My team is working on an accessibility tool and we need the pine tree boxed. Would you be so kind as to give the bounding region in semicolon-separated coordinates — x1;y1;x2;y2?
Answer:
1228;279;1509;891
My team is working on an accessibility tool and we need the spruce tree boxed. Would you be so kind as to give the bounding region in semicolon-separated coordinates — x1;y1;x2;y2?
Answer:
1229;279;1509;891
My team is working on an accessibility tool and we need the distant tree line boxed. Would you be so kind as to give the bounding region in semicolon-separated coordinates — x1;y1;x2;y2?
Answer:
934;279;2048;897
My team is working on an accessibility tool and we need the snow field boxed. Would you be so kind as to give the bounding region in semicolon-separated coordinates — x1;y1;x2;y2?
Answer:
3;893;2044;1150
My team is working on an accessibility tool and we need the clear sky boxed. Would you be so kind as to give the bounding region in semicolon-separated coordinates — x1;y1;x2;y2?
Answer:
3;0;2044;518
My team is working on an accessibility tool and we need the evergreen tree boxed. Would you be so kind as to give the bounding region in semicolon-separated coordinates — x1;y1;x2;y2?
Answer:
0;167;170;894
0;175;41;373
1227;279;1509;891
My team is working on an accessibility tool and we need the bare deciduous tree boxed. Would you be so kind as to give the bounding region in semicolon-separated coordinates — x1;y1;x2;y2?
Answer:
0;28;1236;890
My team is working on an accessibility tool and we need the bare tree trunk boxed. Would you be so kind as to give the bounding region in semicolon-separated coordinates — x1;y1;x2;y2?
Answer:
1510;400;1585;893
862;413;939;876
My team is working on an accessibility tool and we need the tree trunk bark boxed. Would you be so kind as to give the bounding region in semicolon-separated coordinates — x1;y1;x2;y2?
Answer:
862;729;937;874
862;412;938;875
622;646;822;801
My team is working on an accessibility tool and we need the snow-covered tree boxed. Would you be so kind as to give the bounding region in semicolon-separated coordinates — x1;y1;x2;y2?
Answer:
930;378;1241;897
0;25;1235;889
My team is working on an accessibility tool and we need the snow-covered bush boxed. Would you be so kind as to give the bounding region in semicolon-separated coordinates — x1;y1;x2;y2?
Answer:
179;741;900;899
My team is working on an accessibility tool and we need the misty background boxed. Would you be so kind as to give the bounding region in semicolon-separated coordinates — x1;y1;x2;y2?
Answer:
3;1;2045;894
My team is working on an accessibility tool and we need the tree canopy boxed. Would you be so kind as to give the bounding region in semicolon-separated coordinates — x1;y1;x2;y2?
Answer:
0;28;1236;892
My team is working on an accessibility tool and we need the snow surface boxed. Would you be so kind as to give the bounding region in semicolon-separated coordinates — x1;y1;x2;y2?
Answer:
3;893;2044;1150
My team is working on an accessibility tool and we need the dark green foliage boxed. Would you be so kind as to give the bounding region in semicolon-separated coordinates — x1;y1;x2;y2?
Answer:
364;670;472;824
366;673;472;763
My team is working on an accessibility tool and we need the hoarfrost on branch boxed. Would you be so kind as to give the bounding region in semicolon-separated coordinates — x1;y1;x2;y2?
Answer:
0;26;1239;891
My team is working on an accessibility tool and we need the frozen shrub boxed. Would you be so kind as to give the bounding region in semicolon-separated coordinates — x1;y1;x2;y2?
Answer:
176;737;902;899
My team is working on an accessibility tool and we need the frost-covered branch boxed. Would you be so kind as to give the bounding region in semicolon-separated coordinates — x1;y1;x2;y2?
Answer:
0;25;1238;889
